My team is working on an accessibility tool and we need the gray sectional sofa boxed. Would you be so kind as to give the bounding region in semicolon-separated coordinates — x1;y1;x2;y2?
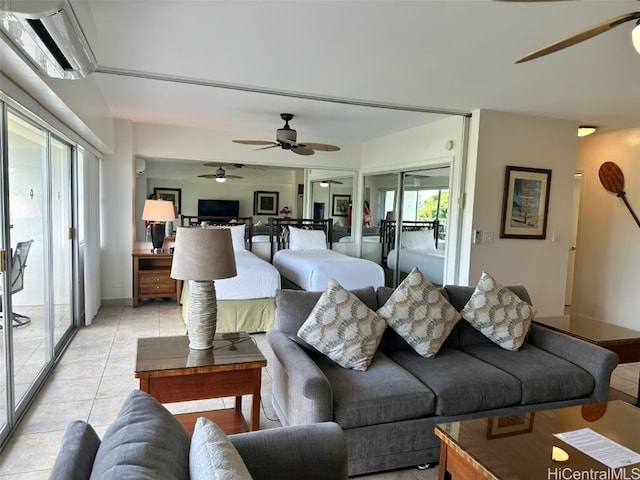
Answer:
267;284;619;476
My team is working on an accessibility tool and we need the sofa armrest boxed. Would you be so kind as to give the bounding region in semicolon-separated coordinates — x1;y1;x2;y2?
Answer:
527;323;619;402
266;329;333;425
230;423;348;480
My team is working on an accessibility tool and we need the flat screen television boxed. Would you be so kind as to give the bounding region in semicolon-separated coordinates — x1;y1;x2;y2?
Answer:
198;199;240;218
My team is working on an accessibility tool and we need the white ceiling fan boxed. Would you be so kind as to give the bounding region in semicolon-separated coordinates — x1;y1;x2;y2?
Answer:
498;0;640;63
233;113;340;156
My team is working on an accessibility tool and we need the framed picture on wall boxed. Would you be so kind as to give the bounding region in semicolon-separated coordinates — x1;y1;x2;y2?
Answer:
153;187;181;214
500;166;551;239
332;194;351;217
254;191;279;215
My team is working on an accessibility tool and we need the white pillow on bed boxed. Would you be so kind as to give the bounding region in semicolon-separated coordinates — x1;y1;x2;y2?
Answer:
289;226;327;251
209;224;245;251
400;230;435;250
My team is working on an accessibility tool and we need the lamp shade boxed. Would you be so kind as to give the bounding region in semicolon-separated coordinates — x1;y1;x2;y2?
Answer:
141;199;176;221
171;227;237;281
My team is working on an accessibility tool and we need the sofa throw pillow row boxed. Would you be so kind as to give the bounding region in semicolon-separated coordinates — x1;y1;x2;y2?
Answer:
377;268;461;358
461;271;537;351
190;417;253;480
297;278;387;371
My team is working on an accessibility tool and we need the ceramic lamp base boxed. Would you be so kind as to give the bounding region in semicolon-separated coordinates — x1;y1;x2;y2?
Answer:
186;280;218;350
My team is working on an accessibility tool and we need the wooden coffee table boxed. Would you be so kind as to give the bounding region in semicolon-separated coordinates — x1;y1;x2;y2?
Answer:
435;400;640;480
535;315;640;405
134;333;266;434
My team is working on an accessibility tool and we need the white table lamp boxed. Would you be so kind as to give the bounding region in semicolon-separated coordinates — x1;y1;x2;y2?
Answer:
170;226;237;350
142;199;176;253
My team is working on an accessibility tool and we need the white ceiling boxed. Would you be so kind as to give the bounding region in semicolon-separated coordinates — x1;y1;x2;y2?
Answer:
15;1;640;145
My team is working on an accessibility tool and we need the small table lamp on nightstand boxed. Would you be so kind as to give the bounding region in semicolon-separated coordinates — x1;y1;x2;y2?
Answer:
170;226;237;350
142;199;176;253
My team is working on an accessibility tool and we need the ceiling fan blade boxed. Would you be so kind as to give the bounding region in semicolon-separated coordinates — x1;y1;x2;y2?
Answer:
329;180;343;184
226;174;243;179
254;144;280;151
198;174;218;179
233;140;276;146
292;146;315;156
304;142;341;152
516;11;640;63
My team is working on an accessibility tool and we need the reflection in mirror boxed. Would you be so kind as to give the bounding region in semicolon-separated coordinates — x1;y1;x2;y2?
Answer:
307;169;356;243
134;161;357;249
363;166;450;287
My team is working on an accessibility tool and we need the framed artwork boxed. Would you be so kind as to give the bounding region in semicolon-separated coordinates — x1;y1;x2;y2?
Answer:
332;194;351;217
254;191;279;215
153;187;181;214
487;413;535;439
500;166;552;239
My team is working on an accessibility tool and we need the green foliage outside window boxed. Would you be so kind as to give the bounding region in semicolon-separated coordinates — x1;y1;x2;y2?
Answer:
418;190;448;221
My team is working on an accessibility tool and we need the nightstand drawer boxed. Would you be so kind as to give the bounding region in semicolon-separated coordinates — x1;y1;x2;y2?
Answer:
139;272;173;285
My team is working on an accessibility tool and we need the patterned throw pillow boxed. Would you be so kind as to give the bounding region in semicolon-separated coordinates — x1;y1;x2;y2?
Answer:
461;271;537;351
297;278;386;371
377;268;461;358
190;417;253;480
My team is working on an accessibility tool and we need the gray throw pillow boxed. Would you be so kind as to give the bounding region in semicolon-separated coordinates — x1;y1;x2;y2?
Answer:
190;417;253;480
49;420;101;480
90;390;190;480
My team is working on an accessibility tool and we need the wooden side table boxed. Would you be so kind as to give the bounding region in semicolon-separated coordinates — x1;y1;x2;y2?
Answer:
132;252;179;307
134;333;267;434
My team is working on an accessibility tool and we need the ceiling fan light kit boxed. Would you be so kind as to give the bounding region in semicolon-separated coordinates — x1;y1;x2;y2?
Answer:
632;21;640;54
577;126;598;137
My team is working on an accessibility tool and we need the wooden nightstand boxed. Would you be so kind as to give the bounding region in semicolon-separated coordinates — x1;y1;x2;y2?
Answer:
132;252;179;307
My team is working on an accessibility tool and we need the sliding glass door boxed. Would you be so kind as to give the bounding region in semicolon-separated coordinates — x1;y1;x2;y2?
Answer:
0;102;77;447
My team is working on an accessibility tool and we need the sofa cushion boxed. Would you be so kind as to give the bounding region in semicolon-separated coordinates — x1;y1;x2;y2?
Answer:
377;268;461;358
190;417;253;480
462;343;595;404
276;286;378;352
388;348;521;416
460;272;536;351
315;352;435;428
298;279;387;371
90;390;190;480
49;420;101;480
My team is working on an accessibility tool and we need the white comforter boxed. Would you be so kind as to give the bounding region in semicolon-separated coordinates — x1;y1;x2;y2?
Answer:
387;248;445;285
273;249;385;291
215;250;281;299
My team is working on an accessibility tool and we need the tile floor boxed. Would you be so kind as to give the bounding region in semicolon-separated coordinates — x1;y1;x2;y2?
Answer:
0;301;638;479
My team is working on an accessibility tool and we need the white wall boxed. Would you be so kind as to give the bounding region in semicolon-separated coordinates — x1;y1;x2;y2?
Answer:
101;120;135;302
464;110;577;316
573;128;640;329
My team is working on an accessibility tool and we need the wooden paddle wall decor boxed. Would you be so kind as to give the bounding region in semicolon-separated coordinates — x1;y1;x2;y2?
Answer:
598;161;640;229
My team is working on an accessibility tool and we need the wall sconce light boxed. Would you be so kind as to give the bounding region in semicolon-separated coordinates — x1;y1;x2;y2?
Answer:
578;126;598;137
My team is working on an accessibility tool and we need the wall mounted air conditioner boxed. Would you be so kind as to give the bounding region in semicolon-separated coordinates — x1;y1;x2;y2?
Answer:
0;0;96;79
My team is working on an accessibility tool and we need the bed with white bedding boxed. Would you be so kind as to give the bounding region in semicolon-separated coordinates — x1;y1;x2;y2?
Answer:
386;247;444;285
380;219;444;285
179;216;280;332
274;249;384;291
269;217;385;291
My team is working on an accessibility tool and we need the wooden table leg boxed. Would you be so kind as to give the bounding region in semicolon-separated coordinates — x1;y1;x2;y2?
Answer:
438;441;452;480
250;368;262;431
